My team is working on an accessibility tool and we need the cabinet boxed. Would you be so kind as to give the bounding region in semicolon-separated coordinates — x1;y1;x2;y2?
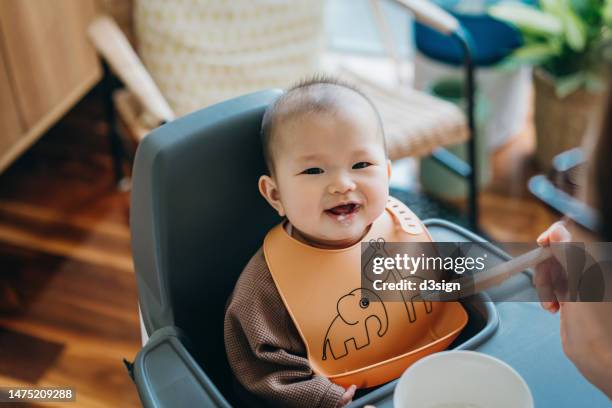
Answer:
0;0;101;172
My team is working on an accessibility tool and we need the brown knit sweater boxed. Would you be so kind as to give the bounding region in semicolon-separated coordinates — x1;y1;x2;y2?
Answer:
224;247;346;408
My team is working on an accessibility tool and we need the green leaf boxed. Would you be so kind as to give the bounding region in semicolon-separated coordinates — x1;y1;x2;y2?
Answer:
604;0;612;27
571;0;603;25
563;7;588;51
489;3;563;38
507;43;560;65
540;0;564;17
554;72;586;97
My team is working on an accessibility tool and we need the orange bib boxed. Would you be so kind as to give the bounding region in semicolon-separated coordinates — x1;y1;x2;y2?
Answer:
263;196;468;388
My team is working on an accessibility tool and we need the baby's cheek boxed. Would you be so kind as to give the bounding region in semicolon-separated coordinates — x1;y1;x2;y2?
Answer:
289;200;318;224
369;181;388;206
369;200;387;223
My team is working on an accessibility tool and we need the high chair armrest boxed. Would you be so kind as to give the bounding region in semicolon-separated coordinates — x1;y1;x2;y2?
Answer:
134;326;231;408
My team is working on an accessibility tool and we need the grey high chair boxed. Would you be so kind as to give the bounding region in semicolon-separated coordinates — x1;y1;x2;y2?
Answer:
130;90;282;407
129;89;504;407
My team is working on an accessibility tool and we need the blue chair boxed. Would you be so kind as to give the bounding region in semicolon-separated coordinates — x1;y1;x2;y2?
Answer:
415;9;522;67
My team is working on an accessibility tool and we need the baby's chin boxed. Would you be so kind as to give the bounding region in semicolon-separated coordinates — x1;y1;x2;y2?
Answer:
304;226;370;249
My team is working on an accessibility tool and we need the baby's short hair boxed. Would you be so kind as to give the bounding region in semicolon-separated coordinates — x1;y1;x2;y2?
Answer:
260;75;386;175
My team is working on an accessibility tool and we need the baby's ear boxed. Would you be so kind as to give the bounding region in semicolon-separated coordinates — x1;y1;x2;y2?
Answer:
387;160;392;179
258;175;285;216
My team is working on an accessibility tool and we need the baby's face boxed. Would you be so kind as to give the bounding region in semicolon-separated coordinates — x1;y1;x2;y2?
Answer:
265;102;389;248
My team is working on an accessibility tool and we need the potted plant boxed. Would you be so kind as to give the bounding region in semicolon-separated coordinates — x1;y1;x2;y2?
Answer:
489;0;611;170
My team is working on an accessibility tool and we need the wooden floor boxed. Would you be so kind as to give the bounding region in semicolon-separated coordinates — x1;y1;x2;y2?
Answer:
0;88;140;408
0;87;558;407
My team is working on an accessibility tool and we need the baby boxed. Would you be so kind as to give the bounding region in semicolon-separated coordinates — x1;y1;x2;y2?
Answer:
224;76;392;407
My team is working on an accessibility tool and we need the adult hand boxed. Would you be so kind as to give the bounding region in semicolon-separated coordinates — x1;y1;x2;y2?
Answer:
336;384;356;408
534;221;571;313
535;221;612;398
558;301;612;398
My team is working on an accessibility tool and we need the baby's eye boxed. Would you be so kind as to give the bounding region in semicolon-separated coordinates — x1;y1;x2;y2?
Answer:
302;167;324;175
352;162;372;169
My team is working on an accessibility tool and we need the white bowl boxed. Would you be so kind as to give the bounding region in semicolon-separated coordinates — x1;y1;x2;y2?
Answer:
394;351;533;408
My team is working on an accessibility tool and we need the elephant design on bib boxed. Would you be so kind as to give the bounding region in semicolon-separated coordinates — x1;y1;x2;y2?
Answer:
363;238;433;323
322;288;388;361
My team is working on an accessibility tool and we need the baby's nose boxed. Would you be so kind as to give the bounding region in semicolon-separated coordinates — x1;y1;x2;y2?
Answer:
328;174;356;194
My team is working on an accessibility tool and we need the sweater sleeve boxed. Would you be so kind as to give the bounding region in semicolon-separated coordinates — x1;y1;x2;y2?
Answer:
224;248;345;408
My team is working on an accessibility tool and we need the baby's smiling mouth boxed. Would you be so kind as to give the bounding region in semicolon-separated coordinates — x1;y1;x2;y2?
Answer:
325;203;361;217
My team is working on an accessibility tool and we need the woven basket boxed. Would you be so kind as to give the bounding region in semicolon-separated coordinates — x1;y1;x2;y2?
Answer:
533;69;605;171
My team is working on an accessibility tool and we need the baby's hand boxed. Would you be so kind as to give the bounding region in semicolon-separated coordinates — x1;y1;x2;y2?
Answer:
336;384;356;408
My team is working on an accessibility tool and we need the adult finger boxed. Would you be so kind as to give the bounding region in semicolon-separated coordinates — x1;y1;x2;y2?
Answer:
549;221;571;243
534;259;559;312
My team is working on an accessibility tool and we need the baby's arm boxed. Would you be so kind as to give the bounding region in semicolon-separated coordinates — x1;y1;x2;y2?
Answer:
224;249;346;408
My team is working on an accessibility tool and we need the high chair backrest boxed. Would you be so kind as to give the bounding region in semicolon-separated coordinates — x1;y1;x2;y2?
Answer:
130;90;283;395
